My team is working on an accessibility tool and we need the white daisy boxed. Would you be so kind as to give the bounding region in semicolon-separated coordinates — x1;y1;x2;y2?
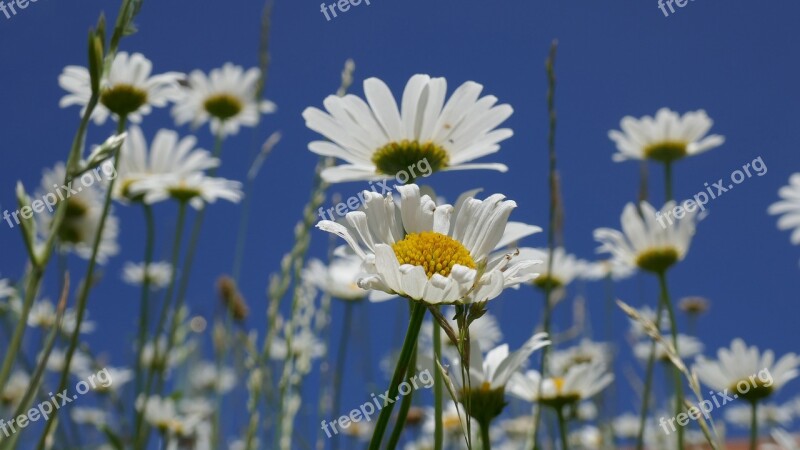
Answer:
725;402;794;429
130;172;243;210
693;339;800;403
122;261;173;289
71;407;108;427
608;108;724;163
115;126;219;202
316;184;541;305
302;255;368;301
580;258;636;281
594;201;700;274
508;361;613;409
768;174;800;245
455;333;551;392
41;348;92;374
36;163;120;264
569;425;602;450
0;278;16;299
188;361;236;394
0;371;29;408
27;299;95;335
613;413;645;439
516;247;588;290
83;367;133;394
549;339;613;376
762;429;800;450
633;334;703;362
59;52;181;125
172;63;276;137
303;74;514;183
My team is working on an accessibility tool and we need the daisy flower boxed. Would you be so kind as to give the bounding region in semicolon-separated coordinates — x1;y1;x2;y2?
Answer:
0;371;29;408
36;163;120;264
130;172;243;210
303;74;514;183
115;126;218;202
608;108;724;163
762;429;800;450
172;63;276;137
508;361;613;409
188;361;236;394
302;254;368;301
316;184;541;305
0;278;16;299
549;339;613;376
581;258;636;281
122;261;173;289
693;339;800;403
71;407;108;427
516;247;588;290
633;334;703;362
594;201;701;274
59;52;181;125
768;174;800;245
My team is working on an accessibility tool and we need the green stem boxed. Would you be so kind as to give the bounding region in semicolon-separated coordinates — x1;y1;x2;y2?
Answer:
664;161;674;202
386;343;417;449
749;401;758;450
658;270;684;450
433;307;444;450
38;115;129;448
331;300;354;450
368;302;426;450
556;407;570;450
635;303;666;450
134;204;155;395
480;419;492;450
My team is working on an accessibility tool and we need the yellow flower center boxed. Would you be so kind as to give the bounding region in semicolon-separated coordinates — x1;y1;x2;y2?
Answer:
203;93;243;120
553;377;566;394
371;140;449;178
100;83;148;117
59;198;91;244
643;140;688;163
392;231;475;278
168;182;202;203
635;247;679;273
533;274;563;291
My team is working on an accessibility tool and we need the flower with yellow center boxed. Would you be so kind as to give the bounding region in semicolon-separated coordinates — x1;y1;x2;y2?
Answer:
508;361;613;410
129;172;242;210
316;184;542;305
59;52;182;125
303;74;514;183
608;108;724;163
303;255;368;301
594;201;701;275
515;247;588;291
172;63;276;137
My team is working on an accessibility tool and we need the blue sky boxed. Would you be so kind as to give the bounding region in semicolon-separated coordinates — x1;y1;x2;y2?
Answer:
1;0;799;446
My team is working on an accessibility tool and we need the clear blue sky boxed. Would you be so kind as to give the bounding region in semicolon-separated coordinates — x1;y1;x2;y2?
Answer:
1;0;799;445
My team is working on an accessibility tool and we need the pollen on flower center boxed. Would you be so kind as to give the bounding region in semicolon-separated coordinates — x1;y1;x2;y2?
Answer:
635;247;679;273
168;183;202;203
100;83;148;117
731;379;774;403
372;140;449;178
391;231;475;279
203;93;243;120
643;140;688;163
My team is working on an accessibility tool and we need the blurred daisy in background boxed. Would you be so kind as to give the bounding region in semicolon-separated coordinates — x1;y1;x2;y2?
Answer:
303;74;514;183
36;162;120;264
114;126;219;202
122;261;173;289
633;333;703;362
608;108;724;163
302;254;368;301
594;201;701;274
693;339;800;403
549;339;613;376
508;361;613;409
59;52;182;125
725;401;794;429
130;171;243;210
516;247;588;291
172;63;276;137
769;174;800;245
317;184;541;305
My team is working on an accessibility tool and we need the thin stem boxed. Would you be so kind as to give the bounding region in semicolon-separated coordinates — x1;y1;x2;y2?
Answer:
532;39;559;450
386;343;417;449
480;419;492;450
433;308;444;450
664;161;674;202
658;270;684;450
556;407;570;450
635;301;666;450
134;204;156;394
331;300;354;450
368;302;426;450
749;401;758;450
38;114;129;448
